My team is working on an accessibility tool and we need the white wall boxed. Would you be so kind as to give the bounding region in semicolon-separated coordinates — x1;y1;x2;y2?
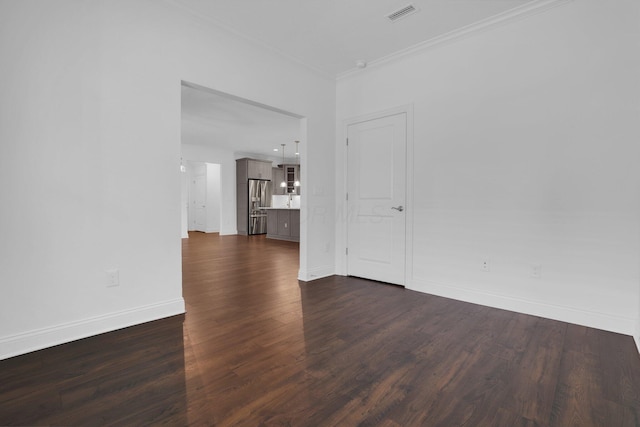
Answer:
337;0;640;335
180;165;189;238
205;163;221;233
0;0;335;359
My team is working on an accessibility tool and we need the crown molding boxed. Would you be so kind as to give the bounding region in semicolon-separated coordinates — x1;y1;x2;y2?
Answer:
337;0;574;80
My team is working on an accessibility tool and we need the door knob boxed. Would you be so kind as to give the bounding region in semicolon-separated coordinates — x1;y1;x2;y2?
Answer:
391;205;404;212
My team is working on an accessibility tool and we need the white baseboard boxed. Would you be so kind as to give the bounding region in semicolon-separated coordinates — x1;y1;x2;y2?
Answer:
0;298;185;361
299;265;334;282
409;279;636;336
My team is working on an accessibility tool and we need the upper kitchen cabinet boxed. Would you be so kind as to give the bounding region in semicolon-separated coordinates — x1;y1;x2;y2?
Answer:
272;167;285;195
237;158;273;181
277;164;301;194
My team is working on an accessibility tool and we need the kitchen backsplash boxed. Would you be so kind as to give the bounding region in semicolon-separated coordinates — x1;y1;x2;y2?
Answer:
272;195;300;209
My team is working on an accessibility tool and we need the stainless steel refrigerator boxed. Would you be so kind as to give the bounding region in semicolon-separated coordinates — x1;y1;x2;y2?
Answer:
248;179;272;235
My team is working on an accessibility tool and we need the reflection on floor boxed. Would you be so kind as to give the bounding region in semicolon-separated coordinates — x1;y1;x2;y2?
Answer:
1;232;639;425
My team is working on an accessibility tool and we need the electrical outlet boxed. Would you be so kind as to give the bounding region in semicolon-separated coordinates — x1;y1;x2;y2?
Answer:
531;264;542;279
482;259;490;272
106;269;119;287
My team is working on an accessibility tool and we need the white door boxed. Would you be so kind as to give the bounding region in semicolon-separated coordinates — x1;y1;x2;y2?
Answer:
192;174;206;232
347;112;407;285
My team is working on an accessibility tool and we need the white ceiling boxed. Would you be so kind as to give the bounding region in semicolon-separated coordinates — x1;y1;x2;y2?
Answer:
181;84;301;162
179;0;535;158
172;0;534;76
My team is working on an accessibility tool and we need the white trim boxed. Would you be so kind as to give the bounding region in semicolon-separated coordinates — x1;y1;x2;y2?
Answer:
410;279;635;336
404;106;415;289
0;298;185;361
337;0;574;80
299;265;334;282
339;104;414;287
334;118;348;276
181;81;304;120
297;118;309;285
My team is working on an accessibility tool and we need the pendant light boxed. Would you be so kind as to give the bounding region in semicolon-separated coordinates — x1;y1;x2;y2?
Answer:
294;140;300;188
280;144;287;188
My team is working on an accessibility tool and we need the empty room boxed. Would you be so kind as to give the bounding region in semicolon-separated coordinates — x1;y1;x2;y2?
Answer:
1;0;639;425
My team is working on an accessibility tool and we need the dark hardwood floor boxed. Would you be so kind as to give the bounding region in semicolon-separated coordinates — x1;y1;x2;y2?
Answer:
1;232;640;426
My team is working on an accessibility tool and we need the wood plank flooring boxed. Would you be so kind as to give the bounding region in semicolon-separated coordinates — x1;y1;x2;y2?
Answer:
1;231;640;425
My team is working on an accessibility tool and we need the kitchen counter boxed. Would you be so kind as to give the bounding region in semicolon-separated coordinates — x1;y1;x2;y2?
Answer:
259;206;300;210
266;208;300;242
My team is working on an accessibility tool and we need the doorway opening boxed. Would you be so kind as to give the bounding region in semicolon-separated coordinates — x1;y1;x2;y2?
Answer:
182;162;222;235
179;80;306;281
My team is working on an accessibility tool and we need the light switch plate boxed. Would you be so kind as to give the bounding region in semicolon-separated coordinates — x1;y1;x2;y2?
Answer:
106;269;119;287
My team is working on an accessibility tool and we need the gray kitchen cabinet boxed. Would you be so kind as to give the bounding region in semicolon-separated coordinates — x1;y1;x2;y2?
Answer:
236;183;248;235
266;208;278;235
242;158;272;180
236;158;273;235
277;164;300;195
277;210;290;236
284;165;297;194
290;209;300;239
272;167;285;195
266;209;300;242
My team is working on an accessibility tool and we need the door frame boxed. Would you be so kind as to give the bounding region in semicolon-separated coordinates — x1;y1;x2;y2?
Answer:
336;104;415;288
180;81;309;280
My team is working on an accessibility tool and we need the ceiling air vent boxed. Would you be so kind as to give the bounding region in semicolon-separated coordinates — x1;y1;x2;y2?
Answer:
386;4;418;22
